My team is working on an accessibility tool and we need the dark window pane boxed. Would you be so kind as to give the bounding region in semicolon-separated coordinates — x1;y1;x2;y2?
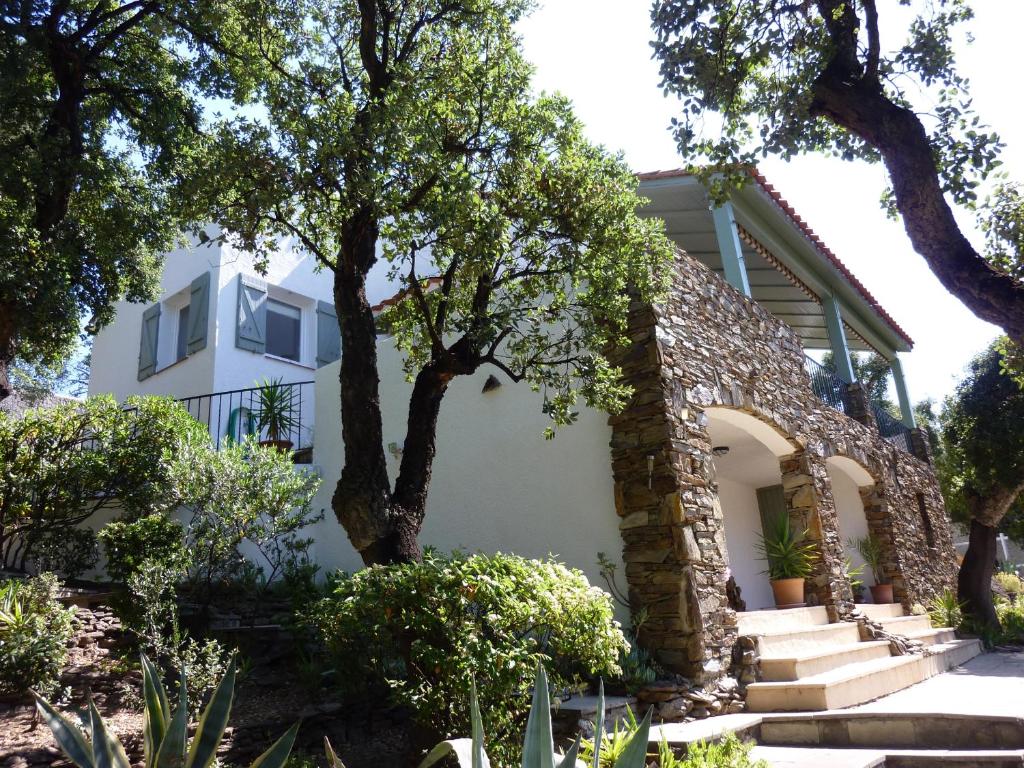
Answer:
176;305;190;361
267;300;301;361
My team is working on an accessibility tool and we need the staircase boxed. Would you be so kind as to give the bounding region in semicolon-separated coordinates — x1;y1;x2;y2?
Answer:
739;604;982;712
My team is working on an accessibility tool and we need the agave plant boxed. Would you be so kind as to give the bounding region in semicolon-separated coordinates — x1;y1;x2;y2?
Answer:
756;515;817;581
34;655;298;768
325;665;653;768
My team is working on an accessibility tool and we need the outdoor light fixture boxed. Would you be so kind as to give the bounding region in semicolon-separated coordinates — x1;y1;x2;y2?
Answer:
712;446;730;457
647;454;655;489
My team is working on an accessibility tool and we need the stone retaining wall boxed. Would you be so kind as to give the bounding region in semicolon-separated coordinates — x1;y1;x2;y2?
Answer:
608;250;957;683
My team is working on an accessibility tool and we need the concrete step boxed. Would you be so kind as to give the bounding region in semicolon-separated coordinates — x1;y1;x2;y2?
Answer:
858;603;905;620
754;621;862;656
738;606;830;635
904;626;957;646
760;640;892;682
748;745;885;767
746;638;983;712
750;745;1024;767
877;614;934;635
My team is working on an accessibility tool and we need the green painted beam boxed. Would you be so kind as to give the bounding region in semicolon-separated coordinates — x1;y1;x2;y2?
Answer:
822;294;857;384
890;355;917;428
711;202;752;297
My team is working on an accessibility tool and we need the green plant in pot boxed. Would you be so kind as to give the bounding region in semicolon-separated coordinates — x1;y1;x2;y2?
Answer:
756;514;818;608
255;378;299;451
845;557;866;603
848;535;893;603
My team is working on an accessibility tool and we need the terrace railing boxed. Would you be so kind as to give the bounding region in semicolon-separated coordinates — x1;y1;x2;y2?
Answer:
178;380;315;455
803;355;848;415
871;401;913;453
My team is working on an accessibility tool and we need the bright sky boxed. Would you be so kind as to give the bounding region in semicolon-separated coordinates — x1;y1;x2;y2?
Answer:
518;0;1022;406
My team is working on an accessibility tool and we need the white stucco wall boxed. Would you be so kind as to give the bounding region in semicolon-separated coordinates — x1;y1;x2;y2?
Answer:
305;338;626;608
828;462;875;587
717;477;775;611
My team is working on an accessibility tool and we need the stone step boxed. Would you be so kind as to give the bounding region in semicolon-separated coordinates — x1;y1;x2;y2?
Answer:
877;614;934;635
904;626;957;646
754;621;862;656
749;745;1024;767
746;638;982;712
760;640;892;682
738;606;831;635
748;745;885;767
857;603;905;620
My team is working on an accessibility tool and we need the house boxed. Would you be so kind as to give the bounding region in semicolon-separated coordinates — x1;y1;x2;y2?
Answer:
88;169;977;712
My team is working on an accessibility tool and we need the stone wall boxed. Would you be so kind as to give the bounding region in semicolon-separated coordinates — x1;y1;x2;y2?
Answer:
608;250;957;681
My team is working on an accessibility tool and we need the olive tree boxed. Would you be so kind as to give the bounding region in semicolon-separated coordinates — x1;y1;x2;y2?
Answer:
204;0;674;565
651;0;1024;345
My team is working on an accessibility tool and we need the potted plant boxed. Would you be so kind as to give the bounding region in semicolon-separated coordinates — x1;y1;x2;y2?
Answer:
255;378;299;451
849;535;893;603
756;514;818;609
845;557;866;603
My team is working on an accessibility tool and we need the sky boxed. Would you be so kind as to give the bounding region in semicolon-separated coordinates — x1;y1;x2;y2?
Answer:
517;0;1023;406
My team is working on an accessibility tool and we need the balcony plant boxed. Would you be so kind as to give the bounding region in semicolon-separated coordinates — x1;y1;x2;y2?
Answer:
756;514;818;608
849;535;893;603
254;378;299;451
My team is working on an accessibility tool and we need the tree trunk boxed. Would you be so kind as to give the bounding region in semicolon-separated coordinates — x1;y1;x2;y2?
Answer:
958;518;999;630
0;309;15;401
809;53;1024;344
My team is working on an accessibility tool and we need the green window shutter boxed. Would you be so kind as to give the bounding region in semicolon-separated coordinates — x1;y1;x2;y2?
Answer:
187;271;211;354
756;485;787;534
137;303;161;381
316;300;340;367
236;273;267;353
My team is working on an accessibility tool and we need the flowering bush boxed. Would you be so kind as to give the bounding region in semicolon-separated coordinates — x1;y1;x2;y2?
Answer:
307;550;626;764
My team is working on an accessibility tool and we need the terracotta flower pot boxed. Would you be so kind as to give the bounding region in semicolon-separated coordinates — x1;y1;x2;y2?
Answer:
259;438;294;453
770;577;806;608
870;583;894;604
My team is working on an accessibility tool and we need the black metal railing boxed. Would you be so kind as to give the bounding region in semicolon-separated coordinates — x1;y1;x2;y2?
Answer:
803;355;848;414
871;401;913;453
178;380;315;454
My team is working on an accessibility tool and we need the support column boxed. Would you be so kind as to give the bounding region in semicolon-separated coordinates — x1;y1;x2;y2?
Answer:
890;355;916;428
711;202;751;297
821;294;856;384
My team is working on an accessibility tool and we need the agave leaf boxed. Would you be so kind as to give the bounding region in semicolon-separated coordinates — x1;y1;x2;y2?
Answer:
33;693;95;768
609;707;652;768
249;722;299;768
141;654;170;725
556;736;581;768
140;656;168;767
324;736;346;768
186;657;236;768
88;699;132;768
520;664;554;768
470;680;488;768
417;739;479;768
591;680;605;768
156;673;188;768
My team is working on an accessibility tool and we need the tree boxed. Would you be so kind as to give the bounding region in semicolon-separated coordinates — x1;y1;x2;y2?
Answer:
822;350;895;411
204;0;673;564
651;0;1024;345
0;1;262;400
941;342;1024;629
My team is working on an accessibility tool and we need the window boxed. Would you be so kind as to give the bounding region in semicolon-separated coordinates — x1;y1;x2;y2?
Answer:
266;299;302;361
176;304;191;361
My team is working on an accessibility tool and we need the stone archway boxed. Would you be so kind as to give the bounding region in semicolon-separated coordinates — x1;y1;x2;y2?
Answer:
827;455;879;600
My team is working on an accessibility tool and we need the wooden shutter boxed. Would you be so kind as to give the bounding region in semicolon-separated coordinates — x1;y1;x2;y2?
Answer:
316;300;341;367
756;485;787;534
137;303;161;381
187;271;211;354
236;273;267;352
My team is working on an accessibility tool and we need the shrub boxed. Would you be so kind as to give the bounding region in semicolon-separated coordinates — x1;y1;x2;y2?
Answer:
996;594;1024;643
0;395;207;571
927;589;965;630
0;573;76;699
995;572;1024;595
29;528;99;580
99;514;189;584
308;551;627;764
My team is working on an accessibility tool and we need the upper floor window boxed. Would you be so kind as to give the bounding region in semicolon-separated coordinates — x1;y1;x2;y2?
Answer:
266;299;302;361
176;304;191;362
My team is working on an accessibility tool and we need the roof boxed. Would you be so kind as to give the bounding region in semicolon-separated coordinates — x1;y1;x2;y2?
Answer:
635;167;913;348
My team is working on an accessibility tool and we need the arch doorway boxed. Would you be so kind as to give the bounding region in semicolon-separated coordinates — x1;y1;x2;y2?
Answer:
826;456;877;599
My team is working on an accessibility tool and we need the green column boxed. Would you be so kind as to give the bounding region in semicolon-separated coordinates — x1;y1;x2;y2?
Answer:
890;355;917;428
821;294;856;384
711;202;751;297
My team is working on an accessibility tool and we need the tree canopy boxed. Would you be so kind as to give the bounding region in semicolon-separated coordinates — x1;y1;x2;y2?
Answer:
0;0;263;398
201;0;674;563
651;0;1024;345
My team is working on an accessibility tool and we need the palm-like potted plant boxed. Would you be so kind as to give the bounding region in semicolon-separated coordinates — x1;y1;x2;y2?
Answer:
255;378;299;452
756;514;819;608
849;534;893;603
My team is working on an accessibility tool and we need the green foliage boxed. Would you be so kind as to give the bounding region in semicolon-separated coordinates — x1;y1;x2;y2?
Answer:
254;378;300;443
0;396;206;571
35;654;299;768
0;1;267;375
756;516;817;581
99;515;189;585
657;734;768;768
308;551;627;764
995;572;1024;594
848;535;886;586
0;573;76;699
927;589;965;630
995;595;1024;644
30;528;99;581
